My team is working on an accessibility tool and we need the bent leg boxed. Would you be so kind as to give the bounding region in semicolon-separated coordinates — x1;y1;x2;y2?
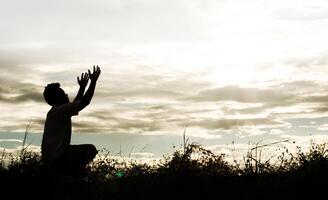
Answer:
66;144;98;178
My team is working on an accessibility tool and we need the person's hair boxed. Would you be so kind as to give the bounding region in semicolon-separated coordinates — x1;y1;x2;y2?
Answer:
43;83;61;106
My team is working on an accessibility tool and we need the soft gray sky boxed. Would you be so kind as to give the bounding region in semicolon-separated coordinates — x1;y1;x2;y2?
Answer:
2;0;328;159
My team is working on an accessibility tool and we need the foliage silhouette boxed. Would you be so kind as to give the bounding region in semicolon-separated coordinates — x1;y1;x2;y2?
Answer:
1;142;328;200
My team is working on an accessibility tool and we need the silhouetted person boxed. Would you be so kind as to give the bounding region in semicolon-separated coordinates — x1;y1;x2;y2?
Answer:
41;65;101;180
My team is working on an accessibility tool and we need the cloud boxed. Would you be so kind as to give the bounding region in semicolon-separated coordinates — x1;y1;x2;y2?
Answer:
285;54;328;71
304;95;328;103
2;0;328;160
0;77;43;104
0;92;43;104
312;105;328;113
222;105;267;115
72;116;163;134
0;139;22;142
70;79;328;134
277;1;328;21
0;0;223;47
97;88;183;100
317;123;328;131
183;80;328;116
275;80;323;91
94;71;212;101
3;75;328;136
185;85;294;103
185;117;286;130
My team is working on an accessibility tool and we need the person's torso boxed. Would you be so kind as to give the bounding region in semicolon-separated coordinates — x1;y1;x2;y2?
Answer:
41;107;72;160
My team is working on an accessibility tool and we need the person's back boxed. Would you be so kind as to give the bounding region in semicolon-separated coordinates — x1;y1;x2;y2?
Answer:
41;66;101;179
42;101;80;162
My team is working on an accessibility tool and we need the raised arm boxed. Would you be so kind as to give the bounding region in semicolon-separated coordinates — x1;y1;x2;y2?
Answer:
73;72;89;102
79;65;101;111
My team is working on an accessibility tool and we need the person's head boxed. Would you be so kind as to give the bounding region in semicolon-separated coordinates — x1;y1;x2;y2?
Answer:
43;83;69;106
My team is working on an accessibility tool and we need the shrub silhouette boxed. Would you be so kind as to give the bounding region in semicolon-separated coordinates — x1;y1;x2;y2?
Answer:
158;143;232;176
1;141;328;200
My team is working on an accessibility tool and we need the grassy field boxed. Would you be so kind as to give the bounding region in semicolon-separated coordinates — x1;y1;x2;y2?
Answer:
1;142;328;200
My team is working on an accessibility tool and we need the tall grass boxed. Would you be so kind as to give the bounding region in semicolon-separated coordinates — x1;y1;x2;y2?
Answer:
1;140;327;178
1;140;328;200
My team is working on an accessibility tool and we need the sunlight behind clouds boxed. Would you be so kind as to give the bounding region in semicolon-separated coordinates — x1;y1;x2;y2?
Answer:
1;0;328;156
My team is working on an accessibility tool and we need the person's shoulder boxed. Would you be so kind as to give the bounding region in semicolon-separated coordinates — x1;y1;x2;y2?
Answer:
46;106;58;117
46;106;55;114
57;101;80;109
60;101;81;110
55;101;81;116
44;108;54;121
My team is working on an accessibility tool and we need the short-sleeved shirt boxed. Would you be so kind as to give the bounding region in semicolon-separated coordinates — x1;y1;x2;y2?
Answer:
41;101;81;161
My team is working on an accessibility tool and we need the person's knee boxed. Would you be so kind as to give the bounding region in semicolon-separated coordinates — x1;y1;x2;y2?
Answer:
87;144;98;159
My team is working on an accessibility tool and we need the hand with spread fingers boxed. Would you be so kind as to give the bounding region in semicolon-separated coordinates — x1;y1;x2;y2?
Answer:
88;65;101;83
77;72;89;88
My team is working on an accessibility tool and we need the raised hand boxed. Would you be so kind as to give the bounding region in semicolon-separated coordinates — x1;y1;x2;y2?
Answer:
77;72;89;88
88;65;101;83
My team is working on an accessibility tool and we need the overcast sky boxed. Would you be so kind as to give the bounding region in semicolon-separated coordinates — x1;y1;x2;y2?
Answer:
2;0;328;159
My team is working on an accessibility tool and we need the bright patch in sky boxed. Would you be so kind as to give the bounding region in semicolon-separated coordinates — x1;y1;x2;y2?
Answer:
1;0;328;159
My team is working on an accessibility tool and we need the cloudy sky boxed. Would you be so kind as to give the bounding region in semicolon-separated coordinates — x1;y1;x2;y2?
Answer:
1;0;328;159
